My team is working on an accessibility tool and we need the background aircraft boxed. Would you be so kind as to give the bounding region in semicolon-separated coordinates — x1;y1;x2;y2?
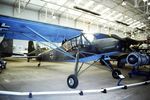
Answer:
0;37;13;71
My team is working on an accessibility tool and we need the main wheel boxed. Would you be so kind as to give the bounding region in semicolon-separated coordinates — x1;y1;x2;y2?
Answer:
112;69;121;79
99;60;110;66
67;74;78;89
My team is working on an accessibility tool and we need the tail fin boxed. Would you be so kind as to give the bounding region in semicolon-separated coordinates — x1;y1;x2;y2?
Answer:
0;38;13;57
28;41;36;56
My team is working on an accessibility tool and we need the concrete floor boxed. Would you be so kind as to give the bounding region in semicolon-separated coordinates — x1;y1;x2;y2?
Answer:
0;58;149;100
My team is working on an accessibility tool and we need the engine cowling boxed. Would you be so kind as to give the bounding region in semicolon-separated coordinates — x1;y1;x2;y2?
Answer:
126;52;150;67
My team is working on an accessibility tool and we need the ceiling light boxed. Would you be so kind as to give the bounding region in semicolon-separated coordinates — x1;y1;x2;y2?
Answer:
134;0;138;8
100;8;110;14
148;2;150;5
122;0;127;6
125;18;132;23
113;13;123;19
52;16;56;19
143;0;148;2
130;21;140;26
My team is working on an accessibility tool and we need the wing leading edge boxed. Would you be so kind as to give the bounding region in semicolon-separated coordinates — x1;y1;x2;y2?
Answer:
0;15;82;43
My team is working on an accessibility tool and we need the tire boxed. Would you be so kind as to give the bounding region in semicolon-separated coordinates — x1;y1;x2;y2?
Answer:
2;61;7;69
0;63;2;73
67;74;78;89
112;69;122;79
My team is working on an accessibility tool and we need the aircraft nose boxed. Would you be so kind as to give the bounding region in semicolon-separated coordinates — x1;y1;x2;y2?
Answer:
128;55;138;64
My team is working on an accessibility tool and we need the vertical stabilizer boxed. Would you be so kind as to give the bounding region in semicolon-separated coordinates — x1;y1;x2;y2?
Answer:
0;38;13;57
28;41;36;56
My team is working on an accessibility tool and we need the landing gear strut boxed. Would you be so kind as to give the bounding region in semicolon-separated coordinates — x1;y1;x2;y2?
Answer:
67;53;123;89
67;51;80;89
100;58;122;79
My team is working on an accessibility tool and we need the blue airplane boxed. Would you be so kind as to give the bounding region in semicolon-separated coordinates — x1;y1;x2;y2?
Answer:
0;15;145;89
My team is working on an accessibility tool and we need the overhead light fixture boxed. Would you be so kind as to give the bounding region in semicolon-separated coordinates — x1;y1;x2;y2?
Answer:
148;2;150;5
74;6;100;16
125;18;132;23
100;8;110;14
52;15;56;19
116;20;129;26
143;0;148;2
134;0;138;8
122;0;127;6
130;21;140;26
113;13;123;19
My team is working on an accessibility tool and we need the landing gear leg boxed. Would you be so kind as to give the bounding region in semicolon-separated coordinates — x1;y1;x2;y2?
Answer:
67;51;79;89
101;58;122;79
38;61;41;67
2;61;7;69
27;58;30;62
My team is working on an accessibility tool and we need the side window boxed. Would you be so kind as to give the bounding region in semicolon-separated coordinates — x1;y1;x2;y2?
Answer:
62;35;91;51
62;41;72;51
71;38;77;47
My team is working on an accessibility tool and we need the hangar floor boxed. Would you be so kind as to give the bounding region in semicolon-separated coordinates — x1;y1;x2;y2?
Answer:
0;58;149;100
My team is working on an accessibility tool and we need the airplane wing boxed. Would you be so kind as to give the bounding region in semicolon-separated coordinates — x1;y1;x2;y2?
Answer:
0;15;82;43
111;34;145;45
0;15;120;63
67;51;120;62
11;55;38;58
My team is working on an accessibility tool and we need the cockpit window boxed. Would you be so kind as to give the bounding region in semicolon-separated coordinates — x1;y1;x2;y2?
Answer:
62;34;90;51
93;33;110;39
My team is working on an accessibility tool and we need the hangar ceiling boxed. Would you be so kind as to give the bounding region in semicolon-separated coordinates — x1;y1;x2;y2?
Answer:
0;0;150;33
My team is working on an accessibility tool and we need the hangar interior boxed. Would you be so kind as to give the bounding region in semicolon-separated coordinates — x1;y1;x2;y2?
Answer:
0;0;150;100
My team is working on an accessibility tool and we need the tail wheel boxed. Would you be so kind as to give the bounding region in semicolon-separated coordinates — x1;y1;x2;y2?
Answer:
2;61;7;69
67;74;78;89
0;63;2;73
112;69;122;79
